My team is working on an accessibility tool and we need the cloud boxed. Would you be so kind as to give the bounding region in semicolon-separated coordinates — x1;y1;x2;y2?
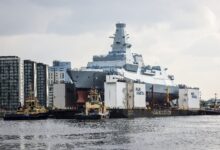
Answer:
0;31;111;67
185;35;220;57
169;6;218;31
0;0;220;99
0;0;72;35
1;0;218;35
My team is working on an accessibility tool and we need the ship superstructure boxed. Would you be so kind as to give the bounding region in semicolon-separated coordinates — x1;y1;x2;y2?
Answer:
68;23;178;105
87;23;134;69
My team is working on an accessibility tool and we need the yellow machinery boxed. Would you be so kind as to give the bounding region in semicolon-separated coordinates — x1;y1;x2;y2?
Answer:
17;97;48;115
85;88;108;116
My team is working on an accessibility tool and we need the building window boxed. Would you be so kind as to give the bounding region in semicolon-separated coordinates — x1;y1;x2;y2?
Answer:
60;73;64;79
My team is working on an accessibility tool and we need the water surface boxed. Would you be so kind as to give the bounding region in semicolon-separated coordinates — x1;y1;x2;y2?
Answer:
0;116;220;150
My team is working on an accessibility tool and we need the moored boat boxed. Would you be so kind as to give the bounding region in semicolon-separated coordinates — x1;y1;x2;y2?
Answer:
4;92;48;120
75;88;109;120
3;112;48;120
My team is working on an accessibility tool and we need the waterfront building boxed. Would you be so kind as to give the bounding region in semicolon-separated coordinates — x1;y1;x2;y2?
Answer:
24;60;37;99
53;83;76;109
0;56;24;110
24;60;49;107
48;60;72;84
48;60;72;107
36;63;49;107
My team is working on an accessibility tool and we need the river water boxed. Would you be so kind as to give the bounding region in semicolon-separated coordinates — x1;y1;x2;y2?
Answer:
0;116;220;150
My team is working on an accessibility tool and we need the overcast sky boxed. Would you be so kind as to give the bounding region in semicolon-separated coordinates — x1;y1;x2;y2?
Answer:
0;0;220;99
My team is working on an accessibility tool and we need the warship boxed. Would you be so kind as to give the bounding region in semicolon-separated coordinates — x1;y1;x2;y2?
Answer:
68;23;179;107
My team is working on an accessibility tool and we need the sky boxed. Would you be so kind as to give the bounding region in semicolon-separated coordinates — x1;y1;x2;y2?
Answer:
0;0;220;100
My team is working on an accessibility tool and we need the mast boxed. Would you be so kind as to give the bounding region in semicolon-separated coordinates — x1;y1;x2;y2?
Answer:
111;23;131;52
214;93;217;110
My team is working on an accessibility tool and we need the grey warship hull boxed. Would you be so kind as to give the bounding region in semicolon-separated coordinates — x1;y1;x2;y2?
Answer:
68;70;179;104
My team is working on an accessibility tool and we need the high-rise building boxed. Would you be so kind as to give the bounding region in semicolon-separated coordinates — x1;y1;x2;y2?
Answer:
48;60;72;107
24;60;49;107
48;60;72;84
0;56;23;110
24;60;37;99
37;63;49;107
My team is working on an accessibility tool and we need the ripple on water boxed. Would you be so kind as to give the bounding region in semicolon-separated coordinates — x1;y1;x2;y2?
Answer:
0;116;220;150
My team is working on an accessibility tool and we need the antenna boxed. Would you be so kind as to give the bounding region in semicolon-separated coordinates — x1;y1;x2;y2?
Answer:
214;93;217;110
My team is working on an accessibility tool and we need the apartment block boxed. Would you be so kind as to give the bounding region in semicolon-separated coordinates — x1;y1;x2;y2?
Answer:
0;56;23;110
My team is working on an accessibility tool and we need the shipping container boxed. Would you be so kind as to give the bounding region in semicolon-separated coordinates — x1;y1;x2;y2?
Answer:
133;83;146;108
178;88;200;110
104;82;127;109
105;79;146;109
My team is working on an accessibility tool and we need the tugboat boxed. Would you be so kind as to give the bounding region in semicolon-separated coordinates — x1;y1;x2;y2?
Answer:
75;88;109;120
4;90;48;120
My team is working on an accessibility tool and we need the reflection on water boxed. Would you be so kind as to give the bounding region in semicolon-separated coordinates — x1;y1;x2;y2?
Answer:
0;116;220;150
